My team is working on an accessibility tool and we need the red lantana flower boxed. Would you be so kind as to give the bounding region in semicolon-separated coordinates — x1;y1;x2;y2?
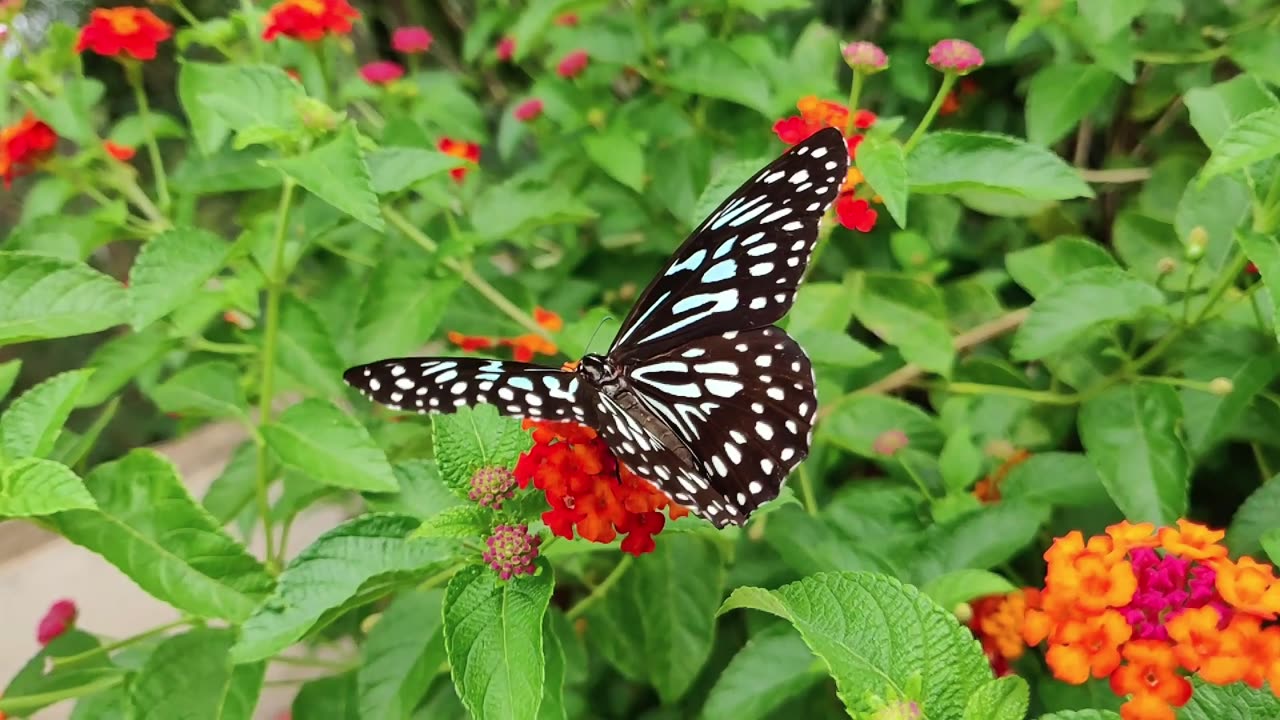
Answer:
262;0;359;42
557;50;589;78
437;137;480;182
103;140;136;162
496;36;515;61
391;26;432;54
0;112;56;188
514;98;544;122
448;307;561;362
773;96;880;233
359;60;404;85
37;599;77;645
515;420;688;555
76;7;172;60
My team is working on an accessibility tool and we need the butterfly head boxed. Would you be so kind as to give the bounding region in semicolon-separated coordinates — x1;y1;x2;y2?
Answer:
577;353;620;391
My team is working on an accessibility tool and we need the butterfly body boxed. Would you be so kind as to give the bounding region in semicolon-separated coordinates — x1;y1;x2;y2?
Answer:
345;127;850;527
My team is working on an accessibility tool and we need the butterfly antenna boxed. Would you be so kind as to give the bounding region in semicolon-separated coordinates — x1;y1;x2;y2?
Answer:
585;315;614;355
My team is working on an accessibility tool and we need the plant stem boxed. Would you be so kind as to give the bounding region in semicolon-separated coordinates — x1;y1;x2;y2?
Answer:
566;555;634;621
190;337;258;355
50;618;191;670
255;178;296;570
1137;375;1224;394
903;72;957;153
126;62;171;213
271;654;358;671
168;0;236;57
844;71;866;136
938;381;1079;405
382;205;553;340
0;676;123;713
796;465;819;516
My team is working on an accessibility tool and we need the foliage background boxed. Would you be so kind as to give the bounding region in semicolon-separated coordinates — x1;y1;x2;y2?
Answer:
2;0;1280;718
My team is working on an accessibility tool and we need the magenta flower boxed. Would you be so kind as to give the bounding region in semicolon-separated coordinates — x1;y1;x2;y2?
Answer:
359;60;404;85
842;41;888;73
556;49;589;78
37;599;78;645
496;36;515;61
927;39;984;75
469;466;517;510
483;524;540;580
1119;547;1234;641
513;98;543;122
392;26;432;54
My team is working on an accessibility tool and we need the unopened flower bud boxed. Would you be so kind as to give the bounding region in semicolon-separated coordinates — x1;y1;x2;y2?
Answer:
1185;226;1208;261
1156;257;1178;275
842;41;888;74
294;96;340;133
927;39;984;75
483;524;540;581
1209;377;1233;396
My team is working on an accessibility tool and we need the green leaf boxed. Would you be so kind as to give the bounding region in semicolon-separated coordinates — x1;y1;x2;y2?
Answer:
364;460;465;520
1035;710;1121;720
1181;678;1280;719
412;505;493;539
1001;452;1111;507
699;624;824;720
276;297;347;399
359;589;447;720
262;398;399;493
128;227;230;330
1012;267;1164;361
1202;107;1280;180
856;136;909;227
356;265;462;360
0;369;91;461
921;570;1017;614
1079;384;1189;525
720;572;990;718
914;501;1050;581
790;328;880;369
1184;75;1279;150
368;147;465;194
185;63;303;149
939;426;982;492
470;182;598;242
444;561;555;720
1025;64;1117;145
432;405;532;498
1262;529;1280;565
22;77;105;144
265;124;383;231
849;271;954;375
78;327;172;407
0;358;21;401
1;631;118;717
232;514;460;662
1077;0;1147;37
538;612;568;720
584;130;646;192
664;42;773;116
1226;475;1280;558
1006;236;1116;298
907;132;1094;200
1180;338;1280;456
0;458;95;517
963;675;1029;720
690;156;772;228
819;395;944;459
108;111;187;146
51;449;274;621
586;535;725;702
127;629;265;720
1238;229;1280;344
203;441;261;525
0;252;130;346
295;673;358;720
151;361;249;421
729;0;810;19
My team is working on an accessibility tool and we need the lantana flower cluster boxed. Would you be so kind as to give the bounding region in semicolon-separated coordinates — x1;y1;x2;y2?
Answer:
514;420;688;556
773;95;879;233
969;589;1031;677
1023;520;1280;720
448;307;561;363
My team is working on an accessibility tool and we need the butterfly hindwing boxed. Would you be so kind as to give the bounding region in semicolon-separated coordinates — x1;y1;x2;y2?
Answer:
624;326;816;523
609;127;849;363
343;357;596;425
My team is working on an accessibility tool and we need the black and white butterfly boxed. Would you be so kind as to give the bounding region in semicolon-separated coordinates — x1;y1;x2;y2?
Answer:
344;127;849;527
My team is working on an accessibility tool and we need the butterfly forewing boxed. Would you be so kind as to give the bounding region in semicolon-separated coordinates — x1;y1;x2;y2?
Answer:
608;127;849;363
624;326;816;524
343;358;597;426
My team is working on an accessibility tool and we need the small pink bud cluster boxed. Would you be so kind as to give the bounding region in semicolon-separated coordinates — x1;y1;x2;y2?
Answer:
469;466;517;509
483;524;540;580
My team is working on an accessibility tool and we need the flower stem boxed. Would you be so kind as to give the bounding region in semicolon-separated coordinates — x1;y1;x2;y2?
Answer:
0;676;123;714
796;464;819;516
126;62;171;213
255;178;297;571
567;555;634;621
903;72;957;153
844;71;866;136
382;205;553;341
938;381;1080;405
50;618;192;670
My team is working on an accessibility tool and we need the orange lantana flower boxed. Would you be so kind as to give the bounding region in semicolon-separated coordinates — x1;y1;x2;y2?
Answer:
76;7;172;60
1046;610;1132;683
1165;606;1245;681
1107;521;1160;556
438;137;480;182
1110;641;1192;720
103;140;136;162
0;113;56;188
1214;556;1280;618
262;0;359;42
515;420;687;555
1159;519;1229;561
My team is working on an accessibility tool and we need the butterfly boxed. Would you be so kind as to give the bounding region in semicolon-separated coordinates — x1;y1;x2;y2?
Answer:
344;127;849;527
